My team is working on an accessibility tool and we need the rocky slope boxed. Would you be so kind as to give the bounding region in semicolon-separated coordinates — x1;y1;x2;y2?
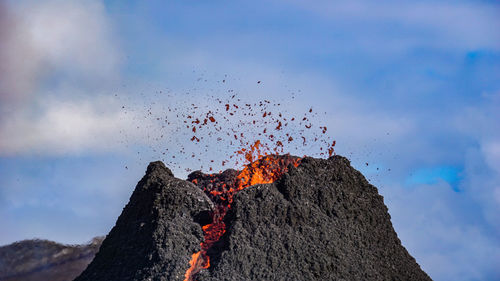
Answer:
75;155;432;281
0;237;103;281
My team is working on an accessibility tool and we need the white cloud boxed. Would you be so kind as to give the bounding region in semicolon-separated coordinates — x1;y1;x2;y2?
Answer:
0;0;120;102
378;92;500;281
482;141;500;175
284;0;500;51
383;181;500;281
0;0;128;155
0;1;41;101
452;92;500;229
0;96;158;155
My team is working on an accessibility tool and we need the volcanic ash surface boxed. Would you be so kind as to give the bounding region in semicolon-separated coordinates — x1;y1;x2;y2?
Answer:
74;155;432;281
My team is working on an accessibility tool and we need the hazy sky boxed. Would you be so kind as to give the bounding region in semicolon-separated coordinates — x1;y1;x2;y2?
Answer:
0;1;499;280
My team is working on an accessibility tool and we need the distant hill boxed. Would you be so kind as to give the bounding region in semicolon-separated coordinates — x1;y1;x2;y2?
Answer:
0;237;103;281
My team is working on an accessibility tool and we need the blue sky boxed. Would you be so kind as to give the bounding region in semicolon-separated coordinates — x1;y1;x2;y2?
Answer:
0;0;499;280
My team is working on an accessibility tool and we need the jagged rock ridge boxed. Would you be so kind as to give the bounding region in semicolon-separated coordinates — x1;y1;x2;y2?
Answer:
75;156;432;281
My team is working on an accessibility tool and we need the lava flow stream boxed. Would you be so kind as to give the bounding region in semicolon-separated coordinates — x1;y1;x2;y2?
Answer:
183;142;301;281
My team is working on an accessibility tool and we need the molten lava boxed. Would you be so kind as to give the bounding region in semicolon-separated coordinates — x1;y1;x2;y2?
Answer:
183;142;301;281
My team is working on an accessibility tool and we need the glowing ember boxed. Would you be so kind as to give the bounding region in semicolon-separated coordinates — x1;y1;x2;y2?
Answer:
183;144;301;281
184;252;206;281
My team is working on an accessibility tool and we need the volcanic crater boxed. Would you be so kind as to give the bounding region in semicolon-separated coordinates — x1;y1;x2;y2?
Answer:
75;154;432;281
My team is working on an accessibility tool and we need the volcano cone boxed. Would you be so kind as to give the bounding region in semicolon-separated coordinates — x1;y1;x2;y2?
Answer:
75;156;432;281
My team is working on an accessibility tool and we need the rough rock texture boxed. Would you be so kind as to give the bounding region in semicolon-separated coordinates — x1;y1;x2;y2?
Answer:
194;156;432;281
74;161;214;281
75;156;431;281
0;237;103;281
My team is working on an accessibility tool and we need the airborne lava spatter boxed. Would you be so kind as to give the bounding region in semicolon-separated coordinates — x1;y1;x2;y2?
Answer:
183;145;301;281
121;89;336;173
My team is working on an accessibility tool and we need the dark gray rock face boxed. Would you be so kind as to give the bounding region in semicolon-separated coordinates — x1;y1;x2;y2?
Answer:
195;156;431;281
75;156;431;281
74;161;214;281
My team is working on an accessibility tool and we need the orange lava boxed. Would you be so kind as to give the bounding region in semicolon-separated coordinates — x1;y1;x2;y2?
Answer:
183;141;301;281
184;252;206;281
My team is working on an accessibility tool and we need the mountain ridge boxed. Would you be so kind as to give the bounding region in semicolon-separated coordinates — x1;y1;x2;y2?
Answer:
0;237;103;281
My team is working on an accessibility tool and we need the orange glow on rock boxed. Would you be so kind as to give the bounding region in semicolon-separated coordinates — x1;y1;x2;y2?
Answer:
183;142;301;281
184;251;207;281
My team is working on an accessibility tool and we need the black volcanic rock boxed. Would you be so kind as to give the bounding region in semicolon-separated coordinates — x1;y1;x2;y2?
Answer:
0;237;103;281
75;156;432;281
75;161;214;281
195;156;431;281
